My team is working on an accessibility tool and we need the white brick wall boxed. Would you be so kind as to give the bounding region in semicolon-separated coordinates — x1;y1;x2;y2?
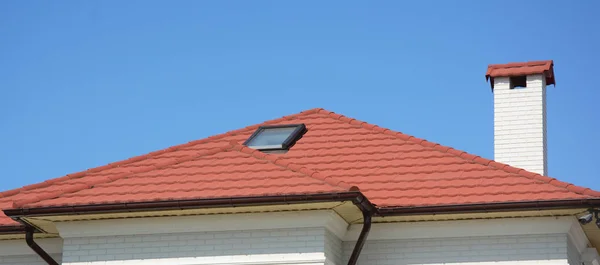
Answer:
0;254;62;265
343;234;570;265
61;227;335;265
493;74;548;175
0;238;63;265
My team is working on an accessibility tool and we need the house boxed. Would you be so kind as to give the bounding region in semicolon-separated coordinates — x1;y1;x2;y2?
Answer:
0;60;599;265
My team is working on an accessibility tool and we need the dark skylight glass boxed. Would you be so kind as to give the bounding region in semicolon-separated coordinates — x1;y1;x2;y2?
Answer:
244;124;306;151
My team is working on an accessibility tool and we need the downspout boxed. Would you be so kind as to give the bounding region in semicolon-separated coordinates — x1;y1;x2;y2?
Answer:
24;225;59;265
347;193;376;265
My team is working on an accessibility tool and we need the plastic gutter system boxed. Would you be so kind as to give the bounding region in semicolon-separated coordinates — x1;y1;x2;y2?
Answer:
377;198;600;216
0;224;26;235
25;226;59;265
4;195;600;265
4;191;377;265
346;194;376;265
4;192;365;217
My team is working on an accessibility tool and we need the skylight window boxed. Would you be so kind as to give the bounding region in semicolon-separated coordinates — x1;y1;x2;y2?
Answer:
244;124;306;151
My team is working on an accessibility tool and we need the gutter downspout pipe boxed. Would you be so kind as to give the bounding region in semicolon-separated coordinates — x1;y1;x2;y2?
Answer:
347;193;376;265
25;225;59;265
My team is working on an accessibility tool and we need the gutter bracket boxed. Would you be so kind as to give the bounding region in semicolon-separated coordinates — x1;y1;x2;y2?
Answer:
347;194;375;265
25;225;59;265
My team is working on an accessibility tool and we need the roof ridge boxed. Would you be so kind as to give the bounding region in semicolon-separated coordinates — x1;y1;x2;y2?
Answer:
11;143;238;208
312;108;600;198
0;108;321;200
230;142;355;192
488;60;553;68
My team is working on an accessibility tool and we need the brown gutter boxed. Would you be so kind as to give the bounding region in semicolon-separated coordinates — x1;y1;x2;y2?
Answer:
346;194;375;265
0;224;26;235
25;226;59;265
378;199;600;216
4;192;366;218
7;193;598;265
4;191;378;265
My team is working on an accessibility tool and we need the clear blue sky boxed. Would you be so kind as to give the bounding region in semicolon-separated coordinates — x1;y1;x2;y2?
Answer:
1;1;599;192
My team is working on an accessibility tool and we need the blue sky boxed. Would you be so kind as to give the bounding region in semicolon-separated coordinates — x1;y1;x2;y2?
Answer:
1;1;599;192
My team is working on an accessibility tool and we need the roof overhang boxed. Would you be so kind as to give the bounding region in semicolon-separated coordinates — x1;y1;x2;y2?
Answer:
1;191;372;239
3;195;600;232
0;225;26;236
3;194;600;252
378;198;600;216
6;194;600;223
4;191;371;219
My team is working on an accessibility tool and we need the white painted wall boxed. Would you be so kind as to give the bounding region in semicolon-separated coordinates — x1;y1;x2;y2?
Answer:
325;229;343;265
582;247;600;265
568;236;582;265
493;74;548;175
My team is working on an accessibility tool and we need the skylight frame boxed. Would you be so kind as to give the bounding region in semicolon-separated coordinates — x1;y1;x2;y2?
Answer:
243;124;307;151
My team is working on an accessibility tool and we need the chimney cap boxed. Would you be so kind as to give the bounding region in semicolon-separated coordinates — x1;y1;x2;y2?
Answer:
486;60;555;89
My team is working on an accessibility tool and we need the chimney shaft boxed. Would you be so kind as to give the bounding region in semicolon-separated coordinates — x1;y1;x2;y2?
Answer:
486;60;555;176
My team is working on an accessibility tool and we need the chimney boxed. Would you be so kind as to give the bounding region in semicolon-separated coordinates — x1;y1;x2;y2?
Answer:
486;60;556;176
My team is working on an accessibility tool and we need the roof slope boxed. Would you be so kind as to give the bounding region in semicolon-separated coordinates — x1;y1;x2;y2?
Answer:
2;108;599;227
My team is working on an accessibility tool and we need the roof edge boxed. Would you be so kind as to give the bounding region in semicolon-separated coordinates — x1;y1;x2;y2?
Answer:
486;60;553;70
378;198;600;216
5;108;326;209
0;108;322;200
0;224;26;235
3;191;367;219
313;108;600;198
11;143;236;208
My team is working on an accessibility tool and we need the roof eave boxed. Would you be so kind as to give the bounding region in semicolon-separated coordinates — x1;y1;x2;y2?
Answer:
6;196;600;221
377;198;600;216
2;197;599;235
0;224;26;235
3;191;369;219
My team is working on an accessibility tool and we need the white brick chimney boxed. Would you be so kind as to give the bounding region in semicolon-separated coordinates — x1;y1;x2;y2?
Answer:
486;61;556;176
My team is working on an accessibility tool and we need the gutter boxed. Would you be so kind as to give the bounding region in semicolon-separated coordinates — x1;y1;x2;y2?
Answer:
25;225;59;265
8;193;597;265
9;197;600;219
4;192;365;217
377;198;600;216
0;224;26;235
346;193;376;265
4;191;378;265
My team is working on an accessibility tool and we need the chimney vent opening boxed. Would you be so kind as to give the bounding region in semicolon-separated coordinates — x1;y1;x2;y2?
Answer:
510;75;527;89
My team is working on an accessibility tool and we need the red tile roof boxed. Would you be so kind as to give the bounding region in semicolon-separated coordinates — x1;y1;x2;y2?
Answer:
486;60;556;88
2;108;599;228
